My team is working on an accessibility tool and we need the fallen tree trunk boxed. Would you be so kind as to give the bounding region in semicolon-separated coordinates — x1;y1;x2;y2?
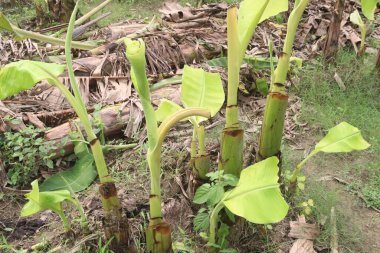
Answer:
46;85;181;158
0;101;26;132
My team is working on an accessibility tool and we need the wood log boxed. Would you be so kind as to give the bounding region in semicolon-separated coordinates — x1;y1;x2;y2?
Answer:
0;101;26;132
323;0;345;60
45;85;181;158
376;48;380;72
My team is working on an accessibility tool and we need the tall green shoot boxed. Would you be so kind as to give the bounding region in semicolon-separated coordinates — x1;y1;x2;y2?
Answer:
257;0;310;162
221;0;288;176
124;38;211;252
64;3;130;250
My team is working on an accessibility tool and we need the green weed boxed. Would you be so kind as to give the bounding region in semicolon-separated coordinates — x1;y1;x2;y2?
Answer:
0;121;57;187
0;1;35;25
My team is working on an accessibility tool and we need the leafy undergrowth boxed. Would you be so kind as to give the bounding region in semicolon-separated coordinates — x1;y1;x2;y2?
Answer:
0;1;35;25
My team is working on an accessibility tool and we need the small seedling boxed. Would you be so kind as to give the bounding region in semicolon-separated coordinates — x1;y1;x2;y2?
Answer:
21;180;86;232
288;122;370;193
125;37;211;252
299;199;315;216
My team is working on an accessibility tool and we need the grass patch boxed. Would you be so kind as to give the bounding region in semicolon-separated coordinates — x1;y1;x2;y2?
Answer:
79;0;163;26
79;0;207;27
79;0;225;27
294;181;365;252
292;50;380;209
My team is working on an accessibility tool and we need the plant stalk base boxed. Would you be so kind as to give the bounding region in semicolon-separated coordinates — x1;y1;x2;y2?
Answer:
192;154;211;180
99;182;131;252
257;93;288;162
221;127;244;177
146;219;172;253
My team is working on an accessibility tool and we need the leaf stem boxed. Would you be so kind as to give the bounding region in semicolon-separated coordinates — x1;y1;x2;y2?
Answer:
65;1;87;113
55;208;71;232
238;0;270;64
155;108;210;152
208;201;225;250
74;0;112;26
289;150;318;183
191;127;197;158
68;198;88;229
271;0;310;93
359;24;366;54
11;26;95;50
226;6;240;128
197;125;206;155
104;143;138;151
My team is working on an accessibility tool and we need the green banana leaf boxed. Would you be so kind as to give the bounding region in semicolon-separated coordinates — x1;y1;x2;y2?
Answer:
21;180;73;217
155;99;184;123
238;0;288;61
350;9;365;28
181;65;225;124
314;122;370;153
39;154;97;193
223;157;288;224
40;128;97;193
0;60;65;100
361;0;379;20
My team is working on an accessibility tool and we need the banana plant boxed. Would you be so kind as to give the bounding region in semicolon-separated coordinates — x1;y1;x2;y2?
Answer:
350;10;367;55
361;0;379;20
288;122;370;193
349;0;379;55
221;0;288;177
21;180;86;232
257;0;309;163
202;157;288;251
155;66;225;180
124;38;211;252
0;2;130;251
